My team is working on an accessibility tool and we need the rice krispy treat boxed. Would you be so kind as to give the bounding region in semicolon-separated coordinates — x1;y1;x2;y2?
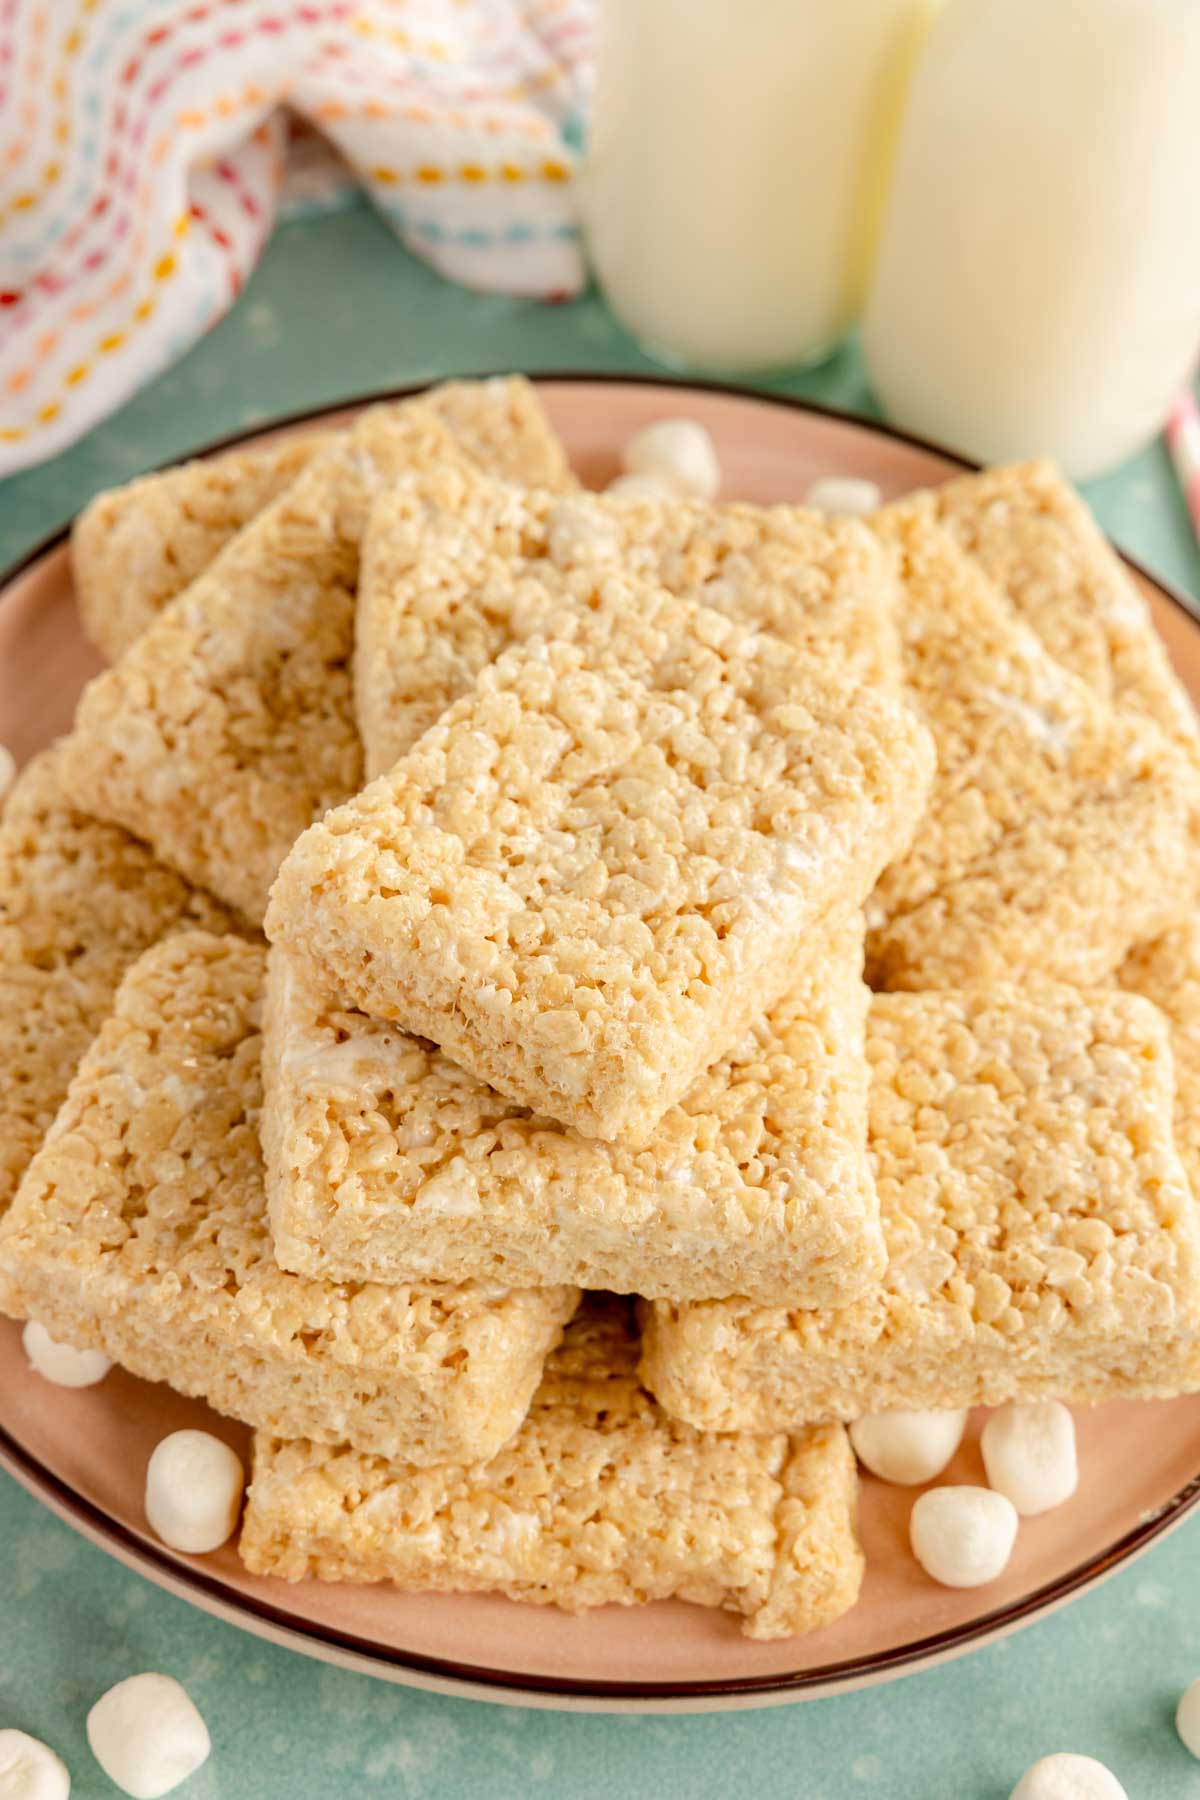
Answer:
641;985;1200;1432
1120;919;1200;1195
0;746;240;1215
268;575;934;1144
0;932;577;1461
356;471;900;777
866;510;1200;988
71;434;330;662
70;376;573;664
925;459;1200;761
59;402;475;925
262;911;882;1303
60;381;574;925
240;1299;864;1642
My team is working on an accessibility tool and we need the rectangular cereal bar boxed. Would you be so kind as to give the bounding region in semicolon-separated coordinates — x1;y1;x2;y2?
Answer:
267;574;934;1143
60;380;574;925
0;932;577;1462
262;911;883;1304
239;1299;865;1643
641;985;1200;1431
70;376;573;663
356;470;900;777
925;458;1200;762
0;745;239;1214
1120;919;1200;1195
865;510;1200;988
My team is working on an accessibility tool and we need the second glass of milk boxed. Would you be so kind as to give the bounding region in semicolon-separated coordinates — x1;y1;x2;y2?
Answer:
579;0;937;374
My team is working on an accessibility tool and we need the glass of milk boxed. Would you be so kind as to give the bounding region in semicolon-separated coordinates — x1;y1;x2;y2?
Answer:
580;0;938;374
863;0;1200;479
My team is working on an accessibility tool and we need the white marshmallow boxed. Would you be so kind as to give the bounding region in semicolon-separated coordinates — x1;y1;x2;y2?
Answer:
849;1409;968;1486
1176;1677;1200;1758
144;1430;245;1555
22;1321;111;1390
620;419;720;500
545;496;622;568
604;471;674;502
909;1485;1018;1588
86;1675;210;1800
1009;1753;1127;1799
0;1728;70;1800
801;475;883;516
981;1402;1078;1516
0;745;15;811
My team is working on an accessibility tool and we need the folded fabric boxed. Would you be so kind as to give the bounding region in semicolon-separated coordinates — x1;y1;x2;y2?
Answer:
0;0;594;475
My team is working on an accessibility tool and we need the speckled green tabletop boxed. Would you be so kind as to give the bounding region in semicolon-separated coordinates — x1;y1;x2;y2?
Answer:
3;202;1200;1800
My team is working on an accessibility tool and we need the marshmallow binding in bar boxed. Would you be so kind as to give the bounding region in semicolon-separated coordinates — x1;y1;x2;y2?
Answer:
0;933;577;1463
240;1300;865;1643
642;986;1200;1430
60;380;575;925
0;746;240;1217
262;911;882;1304
267;573;933;1144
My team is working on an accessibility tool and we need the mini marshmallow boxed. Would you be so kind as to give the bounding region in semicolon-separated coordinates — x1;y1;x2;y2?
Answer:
981;1402;1078;1516
620;419;720;500
145;1430;245;1555
0;1728;70;1800
849;1409;968;1486
1176;1677;1200;1759
604;472;675;502
545;496;622;568
87;1674;210;1800
802;475;883;516
1010;1753;1127;1799
909;1485;1018;1588
22;1320;111;1390
0;745;15;810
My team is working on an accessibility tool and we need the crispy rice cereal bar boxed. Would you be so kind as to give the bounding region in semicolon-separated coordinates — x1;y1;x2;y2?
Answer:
356;472;900;777
70;377;573;663
641;986;1200;1431
0;746;239;1214
267;576;934;1143
0;933;577;1461
866;511;1200;989
1120;919;1200;1194
262;912;883;1304
60;381;573;925
240;1299;864;1643
72;434;330;662
926;459;1200;761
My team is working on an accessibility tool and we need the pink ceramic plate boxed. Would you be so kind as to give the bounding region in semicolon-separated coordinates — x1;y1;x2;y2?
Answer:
2;376;1200;1714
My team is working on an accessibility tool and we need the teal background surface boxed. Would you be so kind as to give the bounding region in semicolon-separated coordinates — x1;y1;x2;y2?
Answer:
3;201;1200;1799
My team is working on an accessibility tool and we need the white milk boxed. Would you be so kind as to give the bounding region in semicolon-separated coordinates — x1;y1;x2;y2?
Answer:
580;0;937;373
864;0;1200;479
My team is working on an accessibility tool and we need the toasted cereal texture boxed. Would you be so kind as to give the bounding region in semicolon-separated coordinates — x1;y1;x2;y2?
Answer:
71;435;330;661
59;381;575;925
59;403;475;924
0;932;578;1461
262;912;882;1303
356;473;900;777
865;511;1200;988
239;1299;864;1642
268;576;935;1144
70;377;573;664
1120;920;1200;1195
922;459;1200;760
641;986;1200;1431
0;746;240;1215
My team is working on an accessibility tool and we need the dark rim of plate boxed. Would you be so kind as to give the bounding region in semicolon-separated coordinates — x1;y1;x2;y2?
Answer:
1;371;1198;1704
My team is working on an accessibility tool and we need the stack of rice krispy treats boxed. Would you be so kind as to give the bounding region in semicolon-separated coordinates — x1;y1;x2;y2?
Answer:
4;374;1200;1643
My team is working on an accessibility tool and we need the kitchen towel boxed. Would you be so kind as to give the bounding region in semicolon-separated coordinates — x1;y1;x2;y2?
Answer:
0;0;594;475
